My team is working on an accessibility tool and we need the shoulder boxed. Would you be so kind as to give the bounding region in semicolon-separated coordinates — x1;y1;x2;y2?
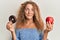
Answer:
16;24;24;29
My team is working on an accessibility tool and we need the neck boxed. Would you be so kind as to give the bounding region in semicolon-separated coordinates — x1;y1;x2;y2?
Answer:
26;19;34;25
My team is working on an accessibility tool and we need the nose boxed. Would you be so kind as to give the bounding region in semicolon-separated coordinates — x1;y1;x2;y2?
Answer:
28;10;32;14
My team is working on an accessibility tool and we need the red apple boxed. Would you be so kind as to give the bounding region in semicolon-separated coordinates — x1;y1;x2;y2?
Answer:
46;16;54;24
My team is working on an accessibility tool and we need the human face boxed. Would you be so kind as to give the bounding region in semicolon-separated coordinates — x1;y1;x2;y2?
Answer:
24;4;34;20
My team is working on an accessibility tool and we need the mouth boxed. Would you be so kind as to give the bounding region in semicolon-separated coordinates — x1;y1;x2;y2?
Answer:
27;14;32;16
28;14;32;16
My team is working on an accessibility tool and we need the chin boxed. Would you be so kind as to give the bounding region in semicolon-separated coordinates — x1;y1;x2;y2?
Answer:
26;17;33;20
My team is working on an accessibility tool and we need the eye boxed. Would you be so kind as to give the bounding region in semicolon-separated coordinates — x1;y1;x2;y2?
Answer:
25;8;29;11
32;9;34;11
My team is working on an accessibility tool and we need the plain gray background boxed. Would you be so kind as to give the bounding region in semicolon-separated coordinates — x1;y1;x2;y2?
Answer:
0;0;60;40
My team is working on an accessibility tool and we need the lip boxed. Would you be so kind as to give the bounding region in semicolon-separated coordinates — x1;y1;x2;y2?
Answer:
27;14;32;16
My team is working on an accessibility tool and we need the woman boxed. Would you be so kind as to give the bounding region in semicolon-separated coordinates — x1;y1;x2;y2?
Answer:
6;1;53;40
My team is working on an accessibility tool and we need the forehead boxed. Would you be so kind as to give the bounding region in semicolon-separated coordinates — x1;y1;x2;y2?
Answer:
25;4;33;9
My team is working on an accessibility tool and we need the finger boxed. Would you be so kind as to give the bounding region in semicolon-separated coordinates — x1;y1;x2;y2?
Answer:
46;22;50;28
8;21;12;25
46;21;48;24
45;27;51;32
49;21;51;25
6;24;10;30
6;22;12;29
48;26;53;31
46;21;49;25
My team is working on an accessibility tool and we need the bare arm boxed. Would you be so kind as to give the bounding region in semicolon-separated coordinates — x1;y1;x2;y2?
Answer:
43;30;48;40
6;21;16;40
11;31;16;40
43;22;53;40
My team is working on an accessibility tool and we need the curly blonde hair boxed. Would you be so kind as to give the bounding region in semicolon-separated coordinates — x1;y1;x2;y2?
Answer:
16;1;44;30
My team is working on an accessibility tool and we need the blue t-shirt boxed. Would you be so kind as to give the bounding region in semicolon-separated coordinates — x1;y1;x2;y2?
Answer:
15;28;43;40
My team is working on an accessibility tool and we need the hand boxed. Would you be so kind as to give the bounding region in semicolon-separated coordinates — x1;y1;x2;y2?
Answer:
6;21;15;32
45;21;54;32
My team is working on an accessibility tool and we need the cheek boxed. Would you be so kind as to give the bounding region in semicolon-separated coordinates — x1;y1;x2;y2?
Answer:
31;13;34;17
24;10;28;14
24;11;28;16
31;11;34;16
24;10;34;17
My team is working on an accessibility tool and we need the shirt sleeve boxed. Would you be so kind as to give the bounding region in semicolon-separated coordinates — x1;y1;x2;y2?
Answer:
15;29;20;40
